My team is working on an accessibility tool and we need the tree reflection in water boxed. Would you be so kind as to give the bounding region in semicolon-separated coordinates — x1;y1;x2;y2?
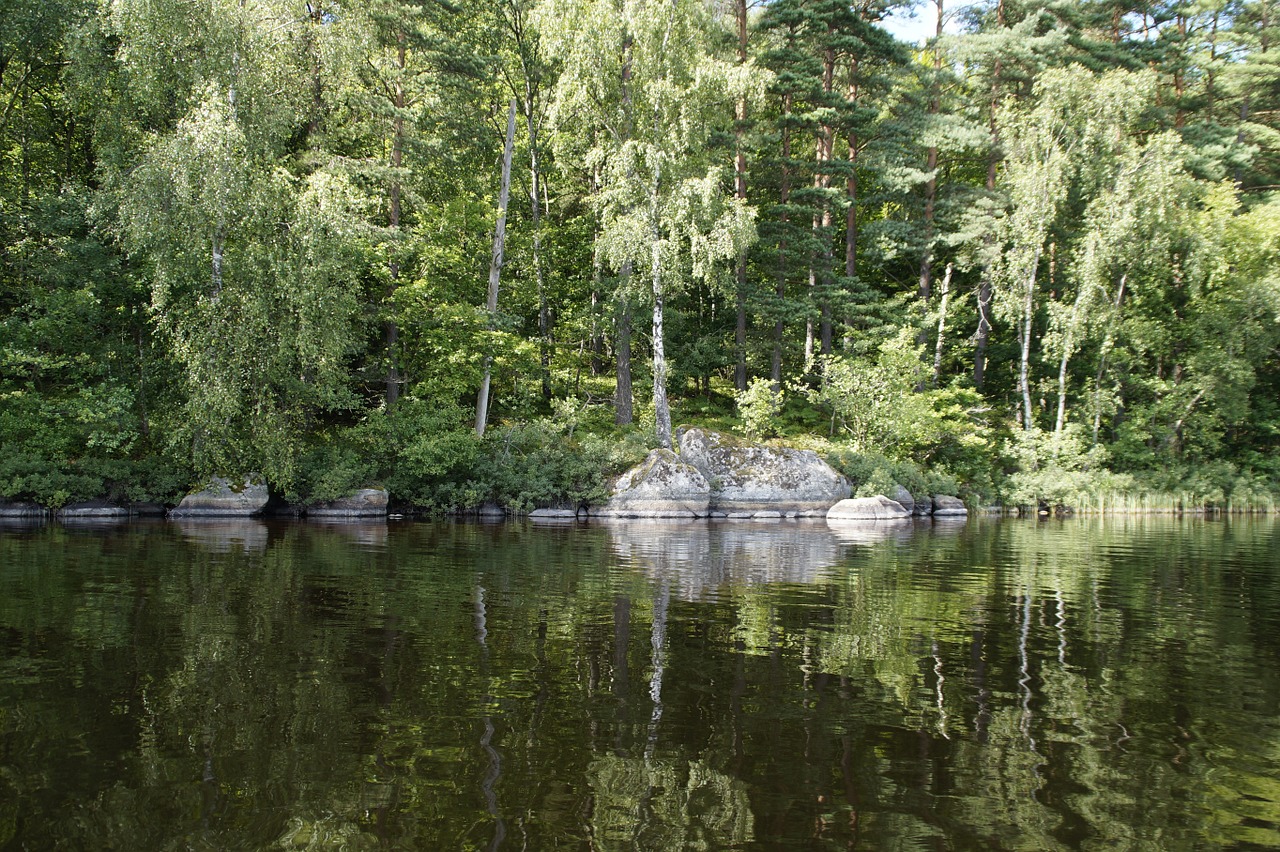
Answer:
0;517;1277;849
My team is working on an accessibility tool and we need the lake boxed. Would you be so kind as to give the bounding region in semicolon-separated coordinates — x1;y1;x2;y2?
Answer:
1;516;1278;849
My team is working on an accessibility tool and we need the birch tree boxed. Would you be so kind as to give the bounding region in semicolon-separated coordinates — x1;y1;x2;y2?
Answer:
541;0;758;448
992;67;1150;431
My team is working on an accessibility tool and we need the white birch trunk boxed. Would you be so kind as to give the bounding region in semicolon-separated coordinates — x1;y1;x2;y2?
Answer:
1019;245;1042;431
931;262;953;387
475;99;518;437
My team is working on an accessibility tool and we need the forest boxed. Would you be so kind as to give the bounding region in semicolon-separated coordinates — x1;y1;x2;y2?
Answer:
1;0;1278;513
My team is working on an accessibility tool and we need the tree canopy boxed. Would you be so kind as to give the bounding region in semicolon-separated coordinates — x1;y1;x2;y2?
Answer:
1;0;1278;511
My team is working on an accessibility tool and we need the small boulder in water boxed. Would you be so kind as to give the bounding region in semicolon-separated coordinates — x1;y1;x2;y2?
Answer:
169;475;269;518
826;495;911;521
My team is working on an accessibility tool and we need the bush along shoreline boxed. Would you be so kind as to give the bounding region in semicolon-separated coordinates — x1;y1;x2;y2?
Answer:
3;403;1277;521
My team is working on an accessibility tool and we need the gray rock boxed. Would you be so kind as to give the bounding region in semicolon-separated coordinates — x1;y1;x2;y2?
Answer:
597;449;711;518
169;475;269;517
308;488;389;518
677;428;850;514
826;495;911;521
0;501;46;518
59;500;129;519
891;484;915;514
931;495;968;517
528;508;579;519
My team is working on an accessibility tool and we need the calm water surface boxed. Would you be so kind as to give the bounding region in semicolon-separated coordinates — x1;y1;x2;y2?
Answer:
1;516;1278;850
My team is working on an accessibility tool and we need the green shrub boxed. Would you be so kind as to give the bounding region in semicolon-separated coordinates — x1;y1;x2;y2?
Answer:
735;378;783;440
821;445;958;501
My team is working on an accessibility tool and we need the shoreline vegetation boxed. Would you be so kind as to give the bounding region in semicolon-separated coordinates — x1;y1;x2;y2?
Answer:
2;417;1277;520
3;1;1279;521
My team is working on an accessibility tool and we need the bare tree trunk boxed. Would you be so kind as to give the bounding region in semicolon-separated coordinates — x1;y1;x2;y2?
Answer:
1092;274;1126;443
733;0;749;392
386;36;407;407
932;262;953;387
973;0;1003;391
917;0;943;339
615;289;633;424
615;30;636;425
1019;245;1042;431
652;231;672;449
974;279;993;389
773;93;793;390
211;231;225;299
1054;281;1088;437
475;99;518;437
648;0;679;448
818;34;835;358
527;95;551;405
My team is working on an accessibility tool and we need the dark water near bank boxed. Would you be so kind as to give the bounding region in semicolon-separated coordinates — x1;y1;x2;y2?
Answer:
1;516;1279;850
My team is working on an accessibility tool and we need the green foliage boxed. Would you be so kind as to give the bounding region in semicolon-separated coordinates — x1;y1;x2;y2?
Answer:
3;0;1280;513
0;446;189;507
808;329;990;465
473;418;649;513
1002;424;1128;510
735;378;783;440
822;444;959;503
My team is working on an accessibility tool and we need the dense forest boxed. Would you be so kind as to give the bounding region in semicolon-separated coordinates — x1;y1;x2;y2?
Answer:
2;0;1278;512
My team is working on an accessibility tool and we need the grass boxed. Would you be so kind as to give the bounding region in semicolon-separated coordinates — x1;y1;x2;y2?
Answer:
1063;489;1279;515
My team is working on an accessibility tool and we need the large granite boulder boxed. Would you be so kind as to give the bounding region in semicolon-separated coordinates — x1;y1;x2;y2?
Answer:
931;495;968;517
308;488;389;519
169;475;269;518
677;428;849;516
826;495;911;521
594;449;711;518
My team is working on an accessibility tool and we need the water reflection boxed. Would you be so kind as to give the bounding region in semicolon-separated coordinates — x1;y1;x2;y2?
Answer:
605;519;847;598
171;519;269;553
824;516;917;545
0;517;1277;850
304;518;389;549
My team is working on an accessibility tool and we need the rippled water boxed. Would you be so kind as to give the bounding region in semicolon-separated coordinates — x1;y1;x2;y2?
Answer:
1;516;1278;849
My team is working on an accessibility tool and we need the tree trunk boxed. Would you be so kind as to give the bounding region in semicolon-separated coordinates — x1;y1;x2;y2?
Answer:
211;231;225;299
527;94;551;405
1053;280;1087;436
773;92;792;390
733;0;749;392
614;28;636;426
648;0;679;449
917;0;943;343
1092;274;1126;444
1019;245;1042;431
615;288;633;425
475;99;518;437
386;36;407;408
817;35;835;358
652;236;672;449
973;0;1003;390
932;262;953;387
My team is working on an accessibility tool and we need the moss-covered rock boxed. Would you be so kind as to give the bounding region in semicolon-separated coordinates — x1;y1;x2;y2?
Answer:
307;488;389;518
826;495;911;521
593;449;711;518
169;475;269;517
677;428;849;515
